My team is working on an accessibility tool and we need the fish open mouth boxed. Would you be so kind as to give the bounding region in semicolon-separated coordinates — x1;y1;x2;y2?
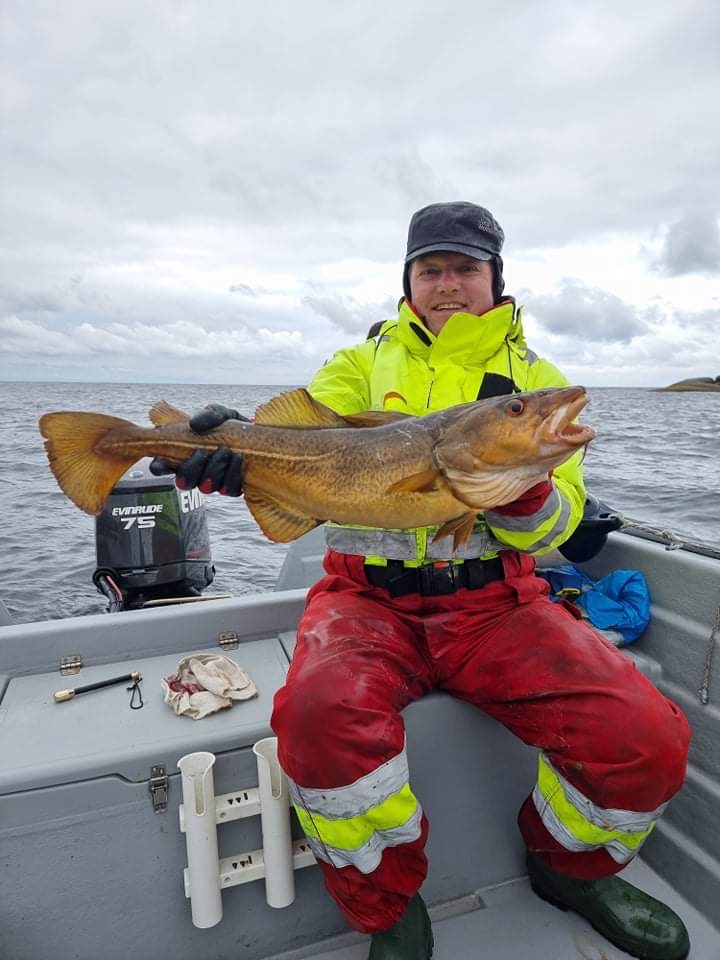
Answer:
542;389;595;447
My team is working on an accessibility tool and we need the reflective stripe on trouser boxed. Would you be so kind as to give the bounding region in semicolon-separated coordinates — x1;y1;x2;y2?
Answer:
532;753;665;864
271;548;691;932
286;744;423;874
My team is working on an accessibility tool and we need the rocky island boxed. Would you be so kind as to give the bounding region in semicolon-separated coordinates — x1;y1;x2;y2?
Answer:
655;377;720;392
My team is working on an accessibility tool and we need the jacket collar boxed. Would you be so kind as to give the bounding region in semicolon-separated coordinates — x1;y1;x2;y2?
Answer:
396;298;527;364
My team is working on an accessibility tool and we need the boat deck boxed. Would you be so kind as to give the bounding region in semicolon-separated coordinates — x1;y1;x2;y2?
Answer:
2;528;719;960
276;859;717;959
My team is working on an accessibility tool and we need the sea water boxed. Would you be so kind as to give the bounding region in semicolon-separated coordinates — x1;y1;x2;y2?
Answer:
0;381;717;623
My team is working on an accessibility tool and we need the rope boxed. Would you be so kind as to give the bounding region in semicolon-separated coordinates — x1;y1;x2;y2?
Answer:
618;516;720;561
699;602;720;706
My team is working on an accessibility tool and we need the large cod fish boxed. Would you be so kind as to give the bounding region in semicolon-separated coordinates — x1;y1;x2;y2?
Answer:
39;386;594;549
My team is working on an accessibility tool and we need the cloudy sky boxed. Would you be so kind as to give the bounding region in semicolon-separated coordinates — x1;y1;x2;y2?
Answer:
1;0;719;387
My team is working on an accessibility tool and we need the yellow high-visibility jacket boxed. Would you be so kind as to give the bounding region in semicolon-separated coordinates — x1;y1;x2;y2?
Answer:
308;299;586;563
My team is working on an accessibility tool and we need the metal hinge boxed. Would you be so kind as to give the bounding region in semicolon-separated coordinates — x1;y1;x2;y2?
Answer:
149;765;168;814
60;655;83;675
218;630;239;651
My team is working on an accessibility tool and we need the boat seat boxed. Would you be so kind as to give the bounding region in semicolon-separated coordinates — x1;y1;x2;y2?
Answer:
403;692;537;901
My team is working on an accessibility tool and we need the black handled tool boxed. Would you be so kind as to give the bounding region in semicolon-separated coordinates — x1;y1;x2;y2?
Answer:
53;671;142;703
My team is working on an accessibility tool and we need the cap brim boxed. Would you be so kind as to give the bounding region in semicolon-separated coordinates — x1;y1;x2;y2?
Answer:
405;242;494;263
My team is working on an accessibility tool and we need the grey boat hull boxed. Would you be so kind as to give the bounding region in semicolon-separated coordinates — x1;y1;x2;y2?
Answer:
1;528;719;959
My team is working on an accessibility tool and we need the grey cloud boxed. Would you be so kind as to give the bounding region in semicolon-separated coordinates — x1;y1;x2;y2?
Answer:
0;313;316;360
657;306;720;333
526;301;718;375
2;0;720;385
4;1;720;255
524;280;648;343
652;214;720;276
376;154;458;217
302;294;397;335
0;285;65;315
0;272;324;389
1;315;87;355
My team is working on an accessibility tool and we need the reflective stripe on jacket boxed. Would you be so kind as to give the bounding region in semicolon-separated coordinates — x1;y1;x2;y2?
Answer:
308;299;586;563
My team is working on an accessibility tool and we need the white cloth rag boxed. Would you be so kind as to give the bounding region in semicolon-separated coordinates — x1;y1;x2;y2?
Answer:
162;654;257;720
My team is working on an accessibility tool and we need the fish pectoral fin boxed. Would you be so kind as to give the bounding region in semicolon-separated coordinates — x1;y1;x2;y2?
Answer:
243;486;320;543
341;410;413;427
148;400;190;427
254;389;346;428
432;512;477;552
385;469;443;494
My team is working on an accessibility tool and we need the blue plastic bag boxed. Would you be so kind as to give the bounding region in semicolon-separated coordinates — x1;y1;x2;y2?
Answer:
539;564;650;645
540;564;594;597
578;570;651;643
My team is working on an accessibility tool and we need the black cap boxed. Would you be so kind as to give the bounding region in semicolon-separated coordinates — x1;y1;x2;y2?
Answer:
405;201;504;264
403;201;506;303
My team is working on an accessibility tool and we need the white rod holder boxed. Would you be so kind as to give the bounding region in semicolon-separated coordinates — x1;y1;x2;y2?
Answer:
253;737;295;908
178;740;316;928
177;751;223;929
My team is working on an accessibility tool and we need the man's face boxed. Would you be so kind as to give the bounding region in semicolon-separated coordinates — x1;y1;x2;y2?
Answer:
408;252;495;334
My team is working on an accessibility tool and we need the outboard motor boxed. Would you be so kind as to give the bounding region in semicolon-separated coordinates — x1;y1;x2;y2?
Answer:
93;459;214;612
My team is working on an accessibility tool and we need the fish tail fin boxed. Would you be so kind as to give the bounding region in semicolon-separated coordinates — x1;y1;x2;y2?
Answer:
39;411;140;514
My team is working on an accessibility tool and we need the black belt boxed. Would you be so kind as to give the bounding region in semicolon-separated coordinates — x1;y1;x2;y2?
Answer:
364;557;504;598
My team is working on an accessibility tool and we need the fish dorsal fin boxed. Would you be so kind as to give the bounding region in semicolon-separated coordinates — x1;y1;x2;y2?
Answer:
254;389;346;428
243;485;320;542
149;400;190;427
386;468;443;494
254;388;411;429
342;410;413;427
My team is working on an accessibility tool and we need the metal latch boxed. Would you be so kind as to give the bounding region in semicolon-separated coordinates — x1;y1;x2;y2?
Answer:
149;765;168;814
60;655;83;675
218;630;239;651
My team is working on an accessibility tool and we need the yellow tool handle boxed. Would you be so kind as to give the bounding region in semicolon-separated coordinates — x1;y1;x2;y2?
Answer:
53;688;76;703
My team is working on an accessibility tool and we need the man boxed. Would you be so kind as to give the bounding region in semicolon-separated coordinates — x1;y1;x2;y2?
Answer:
152;202;691;960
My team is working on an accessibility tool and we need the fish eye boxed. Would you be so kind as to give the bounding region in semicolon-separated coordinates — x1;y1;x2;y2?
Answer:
507;399;525;417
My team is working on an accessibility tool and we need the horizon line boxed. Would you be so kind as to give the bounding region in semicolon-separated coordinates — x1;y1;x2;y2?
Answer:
0;378;669;389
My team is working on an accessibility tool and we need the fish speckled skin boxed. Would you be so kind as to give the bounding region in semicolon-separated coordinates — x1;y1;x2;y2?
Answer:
39;386;593;544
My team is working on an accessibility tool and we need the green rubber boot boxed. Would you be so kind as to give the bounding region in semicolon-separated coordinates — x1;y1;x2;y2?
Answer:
368;894;434;960
527;853;690;960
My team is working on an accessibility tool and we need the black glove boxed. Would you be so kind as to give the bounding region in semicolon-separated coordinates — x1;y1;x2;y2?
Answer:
149;404;250;496
558;494;623;563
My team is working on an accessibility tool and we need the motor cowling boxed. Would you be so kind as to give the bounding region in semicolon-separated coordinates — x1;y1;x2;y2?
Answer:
93;459;214;611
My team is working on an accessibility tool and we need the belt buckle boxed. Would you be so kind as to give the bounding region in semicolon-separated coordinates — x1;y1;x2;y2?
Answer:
421;562;457;596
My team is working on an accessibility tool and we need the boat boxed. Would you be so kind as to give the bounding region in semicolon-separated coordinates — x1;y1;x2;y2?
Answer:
1;479;719;959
